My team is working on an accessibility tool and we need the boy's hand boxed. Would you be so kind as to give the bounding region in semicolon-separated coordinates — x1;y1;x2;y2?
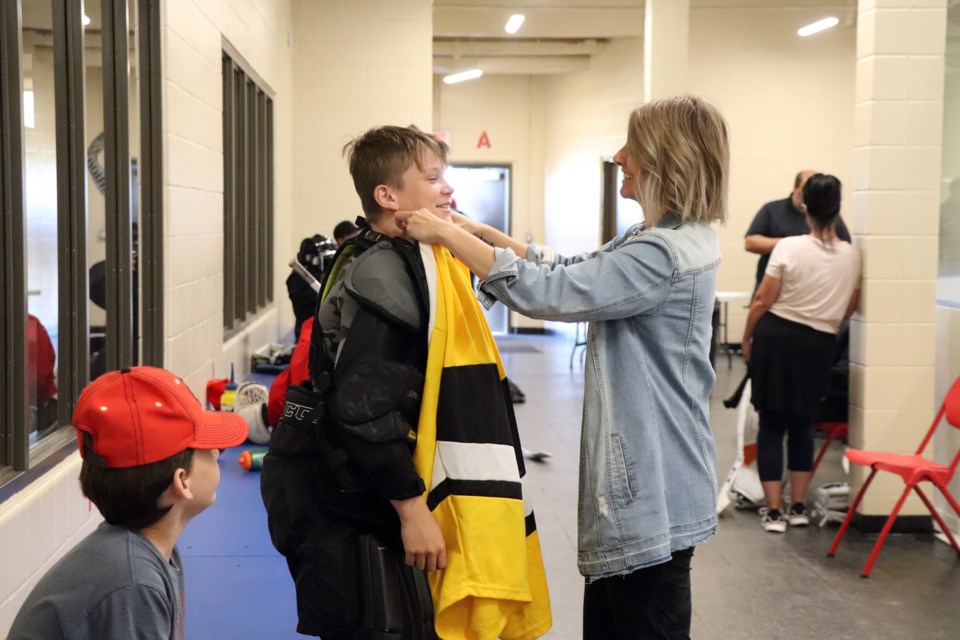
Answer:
396;208;452;245
390;496;447;571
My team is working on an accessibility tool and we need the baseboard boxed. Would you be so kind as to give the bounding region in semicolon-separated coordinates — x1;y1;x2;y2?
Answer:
850;513;933;534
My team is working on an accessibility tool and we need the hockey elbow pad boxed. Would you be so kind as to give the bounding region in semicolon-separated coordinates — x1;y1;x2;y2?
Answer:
336;359;424;443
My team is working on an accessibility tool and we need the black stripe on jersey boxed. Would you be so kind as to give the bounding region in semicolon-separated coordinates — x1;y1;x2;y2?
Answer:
427;478;522;511
437;364;514;446
525;512;538;537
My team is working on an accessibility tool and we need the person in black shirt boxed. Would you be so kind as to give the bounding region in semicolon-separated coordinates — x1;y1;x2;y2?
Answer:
745;170;852;292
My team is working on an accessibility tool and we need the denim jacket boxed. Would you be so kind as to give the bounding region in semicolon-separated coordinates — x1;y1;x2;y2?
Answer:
478;213;719;579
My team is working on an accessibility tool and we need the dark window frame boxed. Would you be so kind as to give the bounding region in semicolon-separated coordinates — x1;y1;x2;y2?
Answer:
102;0;134;371
52;0;90;426
222;41;274;335
0;0;163;483
1;0;28;474
138;0;165;368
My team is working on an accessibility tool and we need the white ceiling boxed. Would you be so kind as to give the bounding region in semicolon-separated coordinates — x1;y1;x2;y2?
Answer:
432;0;859;75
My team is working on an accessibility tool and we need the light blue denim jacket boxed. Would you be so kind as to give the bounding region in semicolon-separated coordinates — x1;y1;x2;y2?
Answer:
478;213;719;579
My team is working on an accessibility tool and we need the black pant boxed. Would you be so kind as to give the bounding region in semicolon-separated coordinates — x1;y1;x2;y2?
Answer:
582;547;695;640
756;410;814;482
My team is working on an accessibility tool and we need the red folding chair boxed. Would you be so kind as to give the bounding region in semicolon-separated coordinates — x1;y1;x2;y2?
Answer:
812;421;848;475
827;375;960;578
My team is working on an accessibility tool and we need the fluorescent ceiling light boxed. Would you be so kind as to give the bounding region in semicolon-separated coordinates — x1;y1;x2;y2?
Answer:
505;14;525;34
797;16;839;37
82;14;91;26
443;69;483;85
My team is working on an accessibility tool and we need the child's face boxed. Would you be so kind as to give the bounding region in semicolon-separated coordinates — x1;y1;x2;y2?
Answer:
394;150;455;221
185;448;221;516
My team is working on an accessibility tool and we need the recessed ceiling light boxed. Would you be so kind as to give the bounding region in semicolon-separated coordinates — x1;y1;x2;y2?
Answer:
82;14;91;26
505;14;525;34
797;16;839;37
443;69;483;85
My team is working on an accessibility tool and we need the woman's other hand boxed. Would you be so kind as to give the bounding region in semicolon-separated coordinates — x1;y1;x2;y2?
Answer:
398;208;502;279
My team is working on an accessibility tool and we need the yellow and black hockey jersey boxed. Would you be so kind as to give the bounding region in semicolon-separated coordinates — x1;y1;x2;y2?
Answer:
413;244;552;640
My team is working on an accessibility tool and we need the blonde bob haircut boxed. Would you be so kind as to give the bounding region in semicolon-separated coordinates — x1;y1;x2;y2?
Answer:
625;95;729;227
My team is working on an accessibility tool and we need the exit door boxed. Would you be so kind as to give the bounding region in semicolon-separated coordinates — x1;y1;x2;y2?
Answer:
446;164;511;333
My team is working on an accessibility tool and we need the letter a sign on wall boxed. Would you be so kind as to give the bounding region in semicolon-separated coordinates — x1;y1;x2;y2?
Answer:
477;131;491;149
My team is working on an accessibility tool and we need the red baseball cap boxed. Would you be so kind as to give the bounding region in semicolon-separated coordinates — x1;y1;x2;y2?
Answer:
73;366;248;468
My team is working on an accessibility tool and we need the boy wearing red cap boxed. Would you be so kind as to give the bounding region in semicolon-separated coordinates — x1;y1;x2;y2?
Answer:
8;366;248;640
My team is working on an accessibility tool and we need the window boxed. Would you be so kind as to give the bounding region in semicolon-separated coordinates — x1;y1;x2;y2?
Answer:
222;45;274;333
0;0;163;482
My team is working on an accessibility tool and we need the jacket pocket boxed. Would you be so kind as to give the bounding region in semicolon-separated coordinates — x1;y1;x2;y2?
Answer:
610;432;637;506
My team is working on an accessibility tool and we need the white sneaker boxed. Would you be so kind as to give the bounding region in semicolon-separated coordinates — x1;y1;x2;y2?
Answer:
787;502;810;527
760;508;787;533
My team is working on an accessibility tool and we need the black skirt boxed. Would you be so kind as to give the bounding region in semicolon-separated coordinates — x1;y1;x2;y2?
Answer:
749;313;837;418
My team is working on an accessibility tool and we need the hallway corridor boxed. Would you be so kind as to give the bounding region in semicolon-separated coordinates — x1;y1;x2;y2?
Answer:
180;331;960;639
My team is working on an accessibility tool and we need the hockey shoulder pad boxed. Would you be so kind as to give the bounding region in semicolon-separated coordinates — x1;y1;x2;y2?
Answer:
318;227;383;303
343;241;423;333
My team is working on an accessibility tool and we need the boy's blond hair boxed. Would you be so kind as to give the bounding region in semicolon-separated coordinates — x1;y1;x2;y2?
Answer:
343;126;450;222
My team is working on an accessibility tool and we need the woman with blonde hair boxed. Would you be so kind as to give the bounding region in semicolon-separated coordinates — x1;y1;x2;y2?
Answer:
399;94;728;639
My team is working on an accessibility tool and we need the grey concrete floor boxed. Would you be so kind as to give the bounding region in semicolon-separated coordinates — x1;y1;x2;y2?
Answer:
499;330;960;640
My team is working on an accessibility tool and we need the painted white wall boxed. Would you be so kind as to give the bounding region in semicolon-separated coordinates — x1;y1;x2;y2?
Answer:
431;38;646;330
435;75;539;246
689;7;856;339
539;37;646;259
434;73;545;329
0;0;297;633
936;26;960;531
290;0;433;269
162;0;296;394
848;2;945;517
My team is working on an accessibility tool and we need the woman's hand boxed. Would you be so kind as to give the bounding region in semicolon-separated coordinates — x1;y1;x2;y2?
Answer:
396;208;453;245
741;338;751;364
450;210;481;237
397;208;501;279
390;496;447;571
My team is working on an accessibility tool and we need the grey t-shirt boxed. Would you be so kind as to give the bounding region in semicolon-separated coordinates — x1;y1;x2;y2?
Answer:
8;522;185;640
